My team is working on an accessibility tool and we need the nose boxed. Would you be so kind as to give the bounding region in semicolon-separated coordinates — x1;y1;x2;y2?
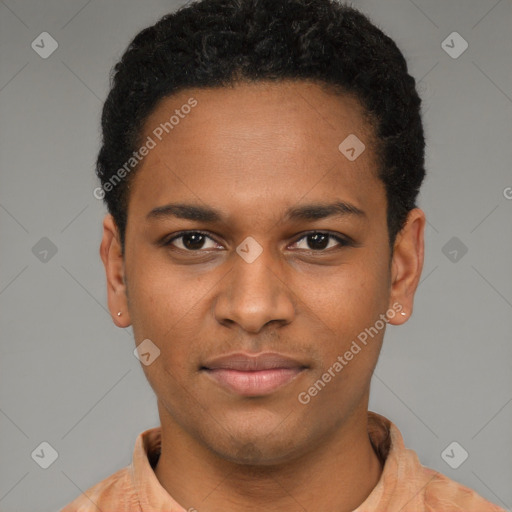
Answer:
213;246;295;334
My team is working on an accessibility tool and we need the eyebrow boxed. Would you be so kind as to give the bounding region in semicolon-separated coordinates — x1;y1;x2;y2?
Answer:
146;201;367;223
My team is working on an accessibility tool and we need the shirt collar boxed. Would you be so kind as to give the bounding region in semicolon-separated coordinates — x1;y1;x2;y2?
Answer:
130;411;411;511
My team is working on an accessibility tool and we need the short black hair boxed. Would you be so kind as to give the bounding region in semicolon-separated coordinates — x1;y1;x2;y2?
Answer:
96;0;425;254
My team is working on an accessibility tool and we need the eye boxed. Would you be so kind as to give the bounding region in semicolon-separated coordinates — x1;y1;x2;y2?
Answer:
162;230;352;253
163;231;222;251
290;232;350;251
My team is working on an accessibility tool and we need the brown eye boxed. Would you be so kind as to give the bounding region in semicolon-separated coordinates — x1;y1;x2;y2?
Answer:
291;232;349;251
164;232;220;251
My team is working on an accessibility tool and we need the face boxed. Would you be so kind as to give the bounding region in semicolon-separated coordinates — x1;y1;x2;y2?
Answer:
101;80;424;465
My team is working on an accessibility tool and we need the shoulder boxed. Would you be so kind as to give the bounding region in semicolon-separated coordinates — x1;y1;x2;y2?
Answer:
421;467;506;512
59;465;139;512
368;412;506;512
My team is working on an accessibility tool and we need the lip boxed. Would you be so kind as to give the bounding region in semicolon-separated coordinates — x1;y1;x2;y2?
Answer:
201;352;307;396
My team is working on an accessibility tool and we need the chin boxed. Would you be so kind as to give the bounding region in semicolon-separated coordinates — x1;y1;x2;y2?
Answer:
213;442;297;467
203;424;306;467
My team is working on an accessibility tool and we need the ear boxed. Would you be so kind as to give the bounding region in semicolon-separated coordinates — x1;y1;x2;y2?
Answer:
387;208;425;325
99;214;131;328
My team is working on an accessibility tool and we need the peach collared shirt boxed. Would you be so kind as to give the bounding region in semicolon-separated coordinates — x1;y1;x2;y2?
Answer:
60;411;505;511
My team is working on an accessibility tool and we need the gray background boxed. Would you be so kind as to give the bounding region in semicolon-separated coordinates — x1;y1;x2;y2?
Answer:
0;0;511;511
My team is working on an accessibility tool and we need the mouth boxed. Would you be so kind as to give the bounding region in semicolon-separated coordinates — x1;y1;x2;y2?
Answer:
200;352;308;397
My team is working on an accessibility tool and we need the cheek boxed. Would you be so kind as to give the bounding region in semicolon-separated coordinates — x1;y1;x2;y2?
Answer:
298;254;390;337
126;248;197;337
300;264;389;404
126;252;213;382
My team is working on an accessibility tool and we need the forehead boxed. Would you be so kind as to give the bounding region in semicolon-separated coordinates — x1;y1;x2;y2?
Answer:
128;80;384;221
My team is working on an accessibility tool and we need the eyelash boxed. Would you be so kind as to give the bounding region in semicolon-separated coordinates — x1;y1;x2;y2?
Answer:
161;230;352;253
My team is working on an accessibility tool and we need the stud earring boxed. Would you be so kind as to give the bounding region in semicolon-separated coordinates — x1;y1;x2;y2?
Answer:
117;312;122;317
400;311;406;316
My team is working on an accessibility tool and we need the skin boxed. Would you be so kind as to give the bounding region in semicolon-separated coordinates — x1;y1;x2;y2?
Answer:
100;80;425;512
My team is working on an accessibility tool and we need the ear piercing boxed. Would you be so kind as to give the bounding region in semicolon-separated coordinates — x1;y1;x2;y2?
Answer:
117;312;122;317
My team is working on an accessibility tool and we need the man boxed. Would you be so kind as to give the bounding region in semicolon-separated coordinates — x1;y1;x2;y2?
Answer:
61;0;505;510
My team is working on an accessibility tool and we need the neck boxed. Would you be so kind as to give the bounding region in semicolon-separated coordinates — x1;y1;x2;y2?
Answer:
154;404;383;512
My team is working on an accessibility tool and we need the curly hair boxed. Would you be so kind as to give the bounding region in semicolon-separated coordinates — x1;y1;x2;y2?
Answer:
96;0;425;253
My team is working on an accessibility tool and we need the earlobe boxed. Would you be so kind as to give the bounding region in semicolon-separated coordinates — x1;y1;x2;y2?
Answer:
387;208;425;326
99;214;132;328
